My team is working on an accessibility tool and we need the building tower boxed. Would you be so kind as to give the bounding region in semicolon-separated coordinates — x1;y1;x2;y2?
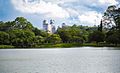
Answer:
50;20;56;33
50;19;54;25
43;20;56;34
62;23;66;28
43;20;48;32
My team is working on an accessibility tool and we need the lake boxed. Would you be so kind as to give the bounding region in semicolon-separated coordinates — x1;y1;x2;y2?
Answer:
0;47;120;73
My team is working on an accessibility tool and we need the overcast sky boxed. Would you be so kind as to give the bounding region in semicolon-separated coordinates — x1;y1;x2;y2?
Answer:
0;0;120;29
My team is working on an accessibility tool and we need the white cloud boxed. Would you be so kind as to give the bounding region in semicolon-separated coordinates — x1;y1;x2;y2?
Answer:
78;11;102;26
43;0;78;4
11;0;119;26
11;0;70;18
99;0;118;5
66;8;79;17
63;0;118;9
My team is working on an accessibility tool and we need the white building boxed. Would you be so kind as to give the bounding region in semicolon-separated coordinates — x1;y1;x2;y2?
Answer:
43;20;56;34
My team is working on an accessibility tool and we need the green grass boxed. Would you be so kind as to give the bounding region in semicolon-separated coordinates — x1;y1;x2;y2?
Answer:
36;43;83;48
0;45;15;49
0;43;119;49
82;43;97;47
30;43;106;48
53;43;82;48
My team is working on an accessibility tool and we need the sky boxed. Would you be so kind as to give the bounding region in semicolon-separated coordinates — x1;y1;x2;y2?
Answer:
0;0;120;29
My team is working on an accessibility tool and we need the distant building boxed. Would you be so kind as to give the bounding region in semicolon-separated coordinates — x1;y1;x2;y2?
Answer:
62;23;66;28
43;20;56;34
43;20;48;31
52;25;56;33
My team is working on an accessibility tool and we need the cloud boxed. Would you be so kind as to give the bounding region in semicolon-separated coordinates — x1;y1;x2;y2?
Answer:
11;0;119;26
75;0;118;7
98;0;118;5
78;11;102;26
43;0;78;4
11;0;69;18
66;8;79;18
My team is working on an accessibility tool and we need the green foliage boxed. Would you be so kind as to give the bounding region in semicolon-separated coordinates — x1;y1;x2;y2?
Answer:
0;17;34;32
53;43;82;48
45;34;61;44
0;45;15;48
70;36;84;43
9;29;35;47
32;28;48;37
1;12;120;48
36;43;82;48
106;31;120;45
0;17;47;48
57;25;89;43
0;31;9;45
57;28;71;43
82;43;97;47
103;5;120;31
106;33;119;45
103;5;120;45
88;31;105;43
14;17;33;30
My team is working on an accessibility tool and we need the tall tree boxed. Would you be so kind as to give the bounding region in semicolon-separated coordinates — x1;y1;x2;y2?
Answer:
103;5;120;44
14;17;33;30
103;5;120;31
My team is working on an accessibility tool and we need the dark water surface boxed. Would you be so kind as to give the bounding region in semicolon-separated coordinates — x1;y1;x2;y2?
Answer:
0;47;120;73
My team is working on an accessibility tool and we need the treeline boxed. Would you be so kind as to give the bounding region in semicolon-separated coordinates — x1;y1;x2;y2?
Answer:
0;17;48;48
89;5;120;46
57;25;97;43
0;17;98;48
0;5;120;48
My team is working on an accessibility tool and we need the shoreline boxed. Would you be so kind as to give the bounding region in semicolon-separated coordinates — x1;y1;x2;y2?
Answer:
0;43;120;49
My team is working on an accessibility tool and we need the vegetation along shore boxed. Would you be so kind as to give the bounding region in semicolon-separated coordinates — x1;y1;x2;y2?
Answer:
0;5;120;48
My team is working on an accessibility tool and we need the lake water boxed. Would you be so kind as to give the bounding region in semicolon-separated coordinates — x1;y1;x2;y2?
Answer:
0;47;120;73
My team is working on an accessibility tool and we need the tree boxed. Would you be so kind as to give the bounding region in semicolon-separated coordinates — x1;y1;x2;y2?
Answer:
0;31;9;45
70;36;84;43
12;38;24;47
32;28;48;37
0;17;34;31
0;17;52;47
46;34;61;44
8;29;35;47
88;31;105;43
103;5;120;31
57;25;90;43
98;20;103;32
0;21;13;31
106;33;120;45
35;36;45;44
103;5;120;44
14;17;33;30
57;28;71;43
106;30;120;45
0;21;5;31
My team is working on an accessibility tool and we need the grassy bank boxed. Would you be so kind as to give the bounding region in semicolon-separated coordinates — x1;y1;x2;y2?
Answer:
0;45;15;49
36;43;120;48
0;43;120;49
36;43;98;48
